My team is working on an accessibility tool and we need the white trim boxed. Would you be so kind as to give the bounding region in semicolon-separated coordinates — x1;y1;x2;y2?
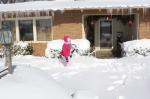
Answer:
1;16;52;42
33;19;37;41
1;16;52;21
137;13;140;39
51;17;54;40
0;21;1;28
82;15;86;39
15;19;20;41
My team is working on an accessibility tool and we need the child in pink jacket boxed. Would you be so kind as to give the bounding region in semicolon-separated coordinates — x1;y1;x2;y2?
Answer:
60;36;71;62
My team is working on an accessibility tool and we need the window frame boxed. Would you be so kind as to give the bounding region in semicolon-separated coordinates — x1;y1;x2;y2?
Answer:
0;16;53;42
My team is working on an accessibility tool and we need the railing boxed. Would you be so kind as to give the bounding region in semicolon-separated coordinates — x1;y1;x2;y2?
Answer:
0;47;4;58
0;66;8;79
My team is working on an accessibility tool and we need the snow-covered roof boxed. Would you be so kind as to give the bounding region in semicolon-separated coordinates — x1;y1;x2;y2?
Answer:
0;0;150;12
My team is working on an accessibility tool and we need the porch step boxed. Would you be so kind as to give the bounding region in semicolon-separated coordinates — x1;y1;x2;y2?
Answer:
95;49;112;58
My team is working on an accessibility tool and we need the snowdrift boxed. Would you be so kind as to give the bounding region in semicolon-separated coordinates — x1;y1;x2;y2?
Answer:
45;39;90;58
123;39;150;56
0;66;72;99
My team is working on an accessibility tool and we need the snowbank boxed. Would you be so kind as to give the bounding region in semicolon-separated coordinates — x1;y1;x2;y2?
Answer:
12;41;33;55
45;39;90;58
8;55;150;99
0;66;72;99
122;39;150;56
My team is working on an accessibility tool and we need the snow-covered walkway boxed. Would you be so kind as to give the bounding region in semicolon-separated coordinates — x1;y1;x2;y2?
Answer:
0;54;149;99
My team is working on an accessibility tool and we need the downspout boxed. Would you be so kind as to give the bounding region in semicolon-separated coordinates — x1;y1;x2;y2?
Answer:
51;11;55;40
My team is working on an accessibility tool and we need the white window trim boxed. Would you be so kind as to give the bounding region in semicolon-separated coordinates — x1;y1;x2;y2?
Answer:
0;16;53;42
33;19;37;41
15;19;20;41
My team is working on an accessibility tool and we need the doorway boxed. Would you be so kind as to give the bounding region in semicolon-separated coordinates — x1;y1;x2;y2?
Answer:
100;20;112;48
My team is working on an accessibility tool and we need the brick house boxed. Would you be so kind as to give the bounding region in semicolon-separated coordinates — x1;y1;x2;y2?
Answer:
0;0;150;57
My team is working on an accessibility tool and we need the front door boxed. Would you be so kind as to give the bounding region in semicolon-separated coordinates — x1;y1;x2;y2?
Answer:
100;20;112;48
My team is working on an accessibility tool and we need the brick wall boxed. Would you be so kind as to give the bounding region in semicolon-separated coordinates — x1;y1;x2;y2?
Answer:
53;10;83;40
139;9;150;39
32;43;47;56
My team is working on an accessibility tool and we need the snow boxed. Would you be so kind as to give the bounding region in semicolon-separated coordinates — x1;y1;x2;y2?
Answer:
0;39;150;99
0;0;150;12
123;39;150;56
45;39;90;58
0;65;72;99
15;41;28;48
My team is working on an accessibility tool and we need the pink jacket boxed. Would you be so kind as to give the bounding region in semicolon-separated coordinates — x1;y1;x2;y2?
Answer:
61;43;71;57
61;36;71;57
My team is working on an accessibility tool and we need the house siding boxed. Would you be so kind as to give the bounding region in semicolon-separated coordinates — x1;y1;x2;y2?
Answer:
32;43;47;56
139;10;150;39
53;10;83;40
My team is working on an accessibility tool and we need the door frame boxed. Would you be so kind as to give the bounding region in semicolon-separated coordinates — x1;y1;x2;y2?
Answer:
99;19;113;49
82;13;139;51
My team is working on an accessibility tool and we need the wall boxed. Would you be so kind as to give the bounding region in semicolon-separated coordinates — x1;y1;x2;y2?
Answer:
139;9;150;39
32;43;47;56
53;10;83;40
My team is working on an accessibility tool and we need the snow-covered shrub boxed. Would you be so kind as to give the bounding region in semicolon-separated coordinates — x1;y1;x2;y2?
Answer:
12;41;33;55
45;40;63;58
45;39;91;58
122;39;150;57
71;39;90;56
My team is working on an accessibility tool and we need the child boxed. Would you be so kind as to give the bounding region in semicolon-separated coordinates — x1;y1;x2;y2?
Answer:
60;36;71;62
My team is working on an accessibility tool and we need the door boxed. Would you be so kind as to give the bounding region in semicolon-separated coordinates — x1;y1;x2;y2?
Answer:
100;20;112;48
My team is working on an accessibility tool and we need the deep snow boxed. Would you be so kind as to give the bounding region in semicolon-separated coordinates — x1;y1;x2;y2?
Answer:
0;39;150;99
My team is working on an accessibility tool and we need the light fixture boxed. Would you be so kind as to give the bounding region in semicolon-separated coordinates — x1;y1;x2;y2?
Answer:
0;26;13;74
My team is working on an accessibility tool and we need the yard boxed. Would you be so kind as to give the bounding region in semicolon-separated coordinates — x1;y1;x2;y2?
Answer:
0;39;150;99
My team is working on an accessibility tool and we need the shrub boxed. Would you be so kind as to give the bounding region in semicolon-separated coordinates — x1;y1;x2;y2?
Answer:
122;39;150;57
12;41;33;56
45;39;91;58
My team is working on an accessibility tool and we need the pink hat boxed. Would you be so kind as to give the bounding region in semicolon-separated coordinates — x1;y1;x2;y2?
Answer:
64;36;71;42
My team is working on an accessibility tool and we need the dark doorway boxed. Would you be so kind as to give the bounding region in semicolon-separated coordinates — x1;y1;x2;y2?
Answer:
100;20;112;48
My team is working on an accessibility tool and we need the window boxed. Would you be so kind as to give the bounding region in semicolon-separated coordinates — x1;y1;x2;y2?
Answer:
1;17;52;42
36;19;52;41
19;20;33;41
2;21;16;41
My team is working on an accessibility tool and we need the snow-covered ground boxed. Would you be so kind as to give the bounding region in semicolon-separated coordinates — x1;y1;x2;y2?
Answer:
0;39;150;99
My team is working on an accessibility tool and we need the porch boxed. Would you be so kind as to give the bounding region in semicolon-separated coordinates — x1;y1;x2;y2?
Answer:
84;14;139;58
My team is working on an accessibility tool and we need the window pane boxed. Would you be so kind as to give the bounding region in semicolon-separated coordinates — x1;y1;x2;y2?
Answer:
19;20;33;41
100;20;112;48
2;21;16;41
36;19;52;41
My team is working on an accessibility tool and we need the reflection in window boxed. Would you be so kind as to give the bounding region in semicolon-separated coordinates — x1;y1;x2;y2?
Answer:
19;20;33;41
100;20;112;48
2;21;16;41
36;19;51;41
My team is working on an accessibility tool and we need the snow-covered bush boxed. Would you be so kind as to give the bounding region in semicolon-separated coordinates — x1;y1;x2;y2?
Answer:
12;41;33;56
122;39;150;57
71;39;91;55
45;39;90;58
